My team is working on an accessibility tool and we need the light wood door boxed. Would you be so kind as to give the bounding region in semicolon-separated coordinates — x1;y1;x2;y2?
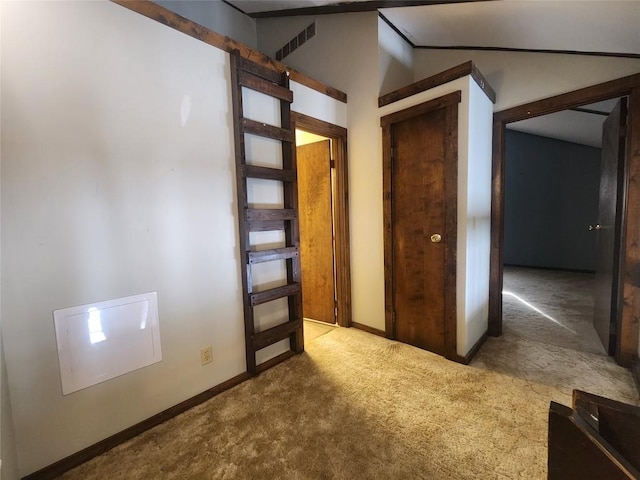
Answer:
383;92;460;358
593;98;627;354
297;140;336;324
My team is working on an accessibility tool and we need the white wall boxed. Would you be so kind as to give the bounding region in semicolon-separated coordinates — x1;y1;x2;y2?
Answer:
291;81;347;128
414;49;640;111
378;77;492;357
0;10;20;478
257;14;640;350
416;49;640;354
460;79;493;354
2;3;245;475
1;2;348;475
259;12;410;332
378;16;414;96
157;0;258;49
259;12;385;331
1;345;18;480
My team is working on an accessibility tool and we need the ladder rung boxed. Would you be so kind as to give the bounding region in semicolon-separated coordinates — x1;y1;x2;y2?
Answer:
248;247;299;264
239;57;285;85
242;165;296;182
253;319;301;350
246;208;296;222
248;220;285;232
242;118;295;143
240;71;293;103
250;283;300;306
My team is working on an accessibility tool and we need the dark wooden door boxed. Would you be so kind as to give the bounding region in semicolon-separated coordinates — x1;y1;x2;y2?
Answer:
297;140;336;324
387;97;458;356
593;98;627;354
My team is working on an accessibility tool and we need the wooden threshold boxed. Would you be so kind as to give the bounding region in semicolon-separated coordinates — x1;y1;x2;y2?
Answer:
110;0;347;103
378;60;496;107
23;372;251;480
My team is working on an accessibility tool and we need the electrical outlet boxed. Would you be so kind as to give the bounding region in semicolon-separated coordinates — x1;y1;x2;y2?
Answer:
200;346;212;366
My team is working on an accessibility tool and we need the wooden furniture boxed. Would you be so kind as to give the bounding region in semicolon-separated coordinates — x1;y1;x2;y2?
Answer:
230;52;304;375
548;390;640;479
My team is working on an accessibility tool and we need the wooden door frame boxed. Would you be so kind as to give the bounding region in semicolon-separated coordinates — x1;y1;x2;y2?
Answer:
489;73;640;367
381;91;461;361
291;112;352;327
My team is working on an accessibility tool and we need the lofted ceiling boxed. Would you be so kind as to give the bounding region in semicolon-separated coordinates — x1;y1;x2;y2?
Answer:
228;0;640;56
226;0;639;146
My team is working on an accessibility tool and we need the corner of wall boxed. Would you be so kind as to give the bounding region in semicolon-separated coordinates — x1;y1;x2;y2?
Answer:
458;78;493;357
377;14;414;96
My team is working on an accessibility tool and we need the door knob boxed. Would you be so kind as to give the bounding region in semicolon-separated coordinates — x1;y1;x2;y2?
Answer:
588;224;601;231
430;233;442;243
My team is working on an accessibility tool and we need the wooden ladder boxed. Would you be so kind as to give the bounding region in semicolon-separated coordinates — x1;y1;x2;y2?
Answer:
230;52;304;375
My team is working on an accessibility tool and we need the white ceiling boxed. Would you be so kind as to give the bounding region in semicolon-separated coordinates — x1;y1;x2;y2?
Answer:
508;99;620;148
229;0;640;56
226;0;639;146
382;1;640;55
229;0;371;14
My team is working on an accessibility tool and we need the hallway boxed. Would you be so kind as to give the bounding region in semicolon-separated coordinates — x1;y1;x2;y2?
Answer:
502;266;605;355
472;266;638;405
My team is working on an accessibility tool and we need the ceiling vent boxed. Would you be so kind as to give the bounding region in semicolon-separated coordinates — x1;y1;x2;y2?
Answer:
275;22;316;61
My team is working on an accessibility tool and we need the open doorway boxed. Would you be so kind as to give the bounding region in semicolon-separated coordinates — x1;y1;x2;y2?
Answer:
292;113;351;335
489;75;640;367
501;98;624;357
296;132;335;326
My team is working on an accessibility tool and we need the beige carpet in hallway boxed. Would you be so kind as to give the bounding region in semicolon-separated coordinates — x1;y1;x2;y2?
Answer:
502;266;605;355
301;319;336;342
61;325;638;480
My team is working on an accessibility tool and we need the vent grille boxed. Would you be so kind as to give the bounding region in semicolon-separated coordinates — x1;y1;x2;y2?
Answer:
276;22;316;61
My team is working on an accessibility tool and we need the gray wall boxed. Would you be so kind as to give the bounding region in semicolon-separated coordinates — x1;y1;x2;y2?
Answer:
504;130;602;271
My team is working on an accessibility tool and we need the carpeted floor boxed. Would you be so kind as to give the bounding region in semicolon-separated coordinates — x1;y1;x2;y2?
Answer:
491;267;637;405
59;270;637;479
502;266;606;355
302;319;336;342
61;319;638;480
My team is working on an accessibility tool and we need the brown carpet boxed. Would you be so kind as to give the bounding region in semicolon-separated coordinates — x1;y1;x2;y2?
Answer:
60;325;638;480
